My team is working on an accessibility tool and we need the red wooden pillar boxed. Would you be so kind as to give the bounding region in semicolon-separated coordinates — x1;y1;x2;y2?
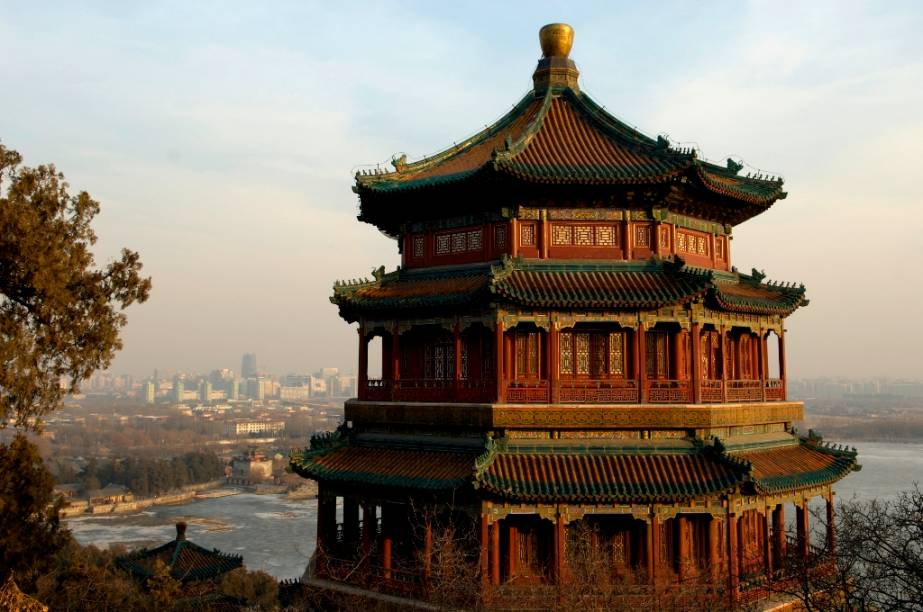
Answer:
826;494;836;554
796;501;809;561
507;523;519;579
358;329;368;400
708;516;720;587
638;323;648;403
554;513;566;584
772;504;786;562
737;512;746;579
491;519;501;586
382;536;393;580
391;323;401;384
510;219;519;258
549;324;559;403
453;323;462;399
763;510;773;577
778;329;787;400
691;323;702;403
721;327;729;402
727;513;740;605
650;515;660;584
495;322;504;402
539;211;549;259
480;513;489;587
677;515;689;583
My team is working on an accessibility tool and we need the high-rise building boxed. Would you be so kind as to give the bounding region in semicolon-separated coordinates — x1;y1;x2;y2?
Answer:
228;378;240;400
291;24;858;609
199;380;213;402
172;379;184;403
241;353;258;378
144;380;156;404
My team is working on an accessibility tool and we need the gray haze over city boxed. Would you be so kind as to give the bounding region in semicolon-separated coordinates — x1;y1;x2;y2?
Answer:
2;2;921;379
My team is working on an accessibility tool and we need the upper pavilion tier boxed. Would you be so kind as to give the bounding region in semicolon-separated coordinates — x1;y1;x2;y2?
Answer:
354;33;785;236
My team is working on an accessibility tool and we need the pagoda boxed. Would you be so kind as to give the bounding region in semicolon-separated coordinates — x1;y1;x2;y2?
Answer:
292;23;858;608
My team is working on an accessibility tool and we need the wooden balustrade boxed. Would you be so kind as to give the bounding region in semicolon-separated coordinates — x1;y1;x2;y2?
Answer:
505;380;550;403
727;379;763;402
558;379;639;403
364;377;784;404
646;379;692;403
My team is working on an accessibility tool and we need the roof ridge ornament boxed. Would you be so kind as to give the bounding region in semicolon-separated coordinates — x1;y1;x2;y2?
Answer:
533;23;580;94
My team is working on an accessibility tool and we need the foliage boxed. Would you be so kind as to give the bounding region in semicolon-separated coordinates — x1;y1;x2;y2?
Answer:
78;450;226;497
0;143;151;430
0;434;69;588
34;542;150;612
218;567;280;610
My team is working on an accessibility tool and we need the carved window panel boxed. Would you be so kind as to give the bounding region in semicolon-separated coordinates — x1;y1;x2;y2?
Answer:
516;332;540;378
520;223;536;247
559;333;574;375
467;230;482;251
715;237;725;260
495;224;507;249
659;226;670;249
696;236;708;255
609;332;624;376
435;234;450;255
451;232;466;253
635;224;651;247
552;225;573;245
645;332;669;379
575;333;590;375
460;343;468;380
575;225;594;246
412;235;425;258
434;345;446;379
596;225;616;246
676;233;687;252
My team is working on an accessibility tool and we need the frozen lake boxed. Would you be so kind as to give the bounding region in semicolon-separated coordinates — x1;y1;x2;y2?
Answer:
67;441;923;580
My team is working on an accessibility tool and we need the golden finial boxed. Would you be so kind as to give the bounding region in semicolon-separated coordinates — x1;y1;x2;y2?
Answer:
539;23;574;58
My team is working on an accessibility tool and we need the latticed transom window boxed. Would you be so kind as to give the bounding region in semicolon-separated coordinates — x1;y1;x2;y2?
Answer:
559;334;574;375
515;332;540;378
645;331;669;379
608;332;624;376
412;235;425;258
520;223;536;246
559;330;627;378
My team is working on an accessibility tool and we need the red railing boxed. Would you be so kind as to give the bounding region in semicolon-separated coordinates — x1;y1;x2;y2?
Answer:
727;379;762;402
700;379;723;403
506;380;550;403
646;379;692;403
764;378;784;401
558;379;639;403
362;379;494;402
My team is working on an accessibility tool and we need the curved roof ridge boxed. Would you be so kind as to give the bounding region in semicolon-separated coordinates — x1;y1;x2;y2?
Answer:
356;91;538;184
493;88;555;161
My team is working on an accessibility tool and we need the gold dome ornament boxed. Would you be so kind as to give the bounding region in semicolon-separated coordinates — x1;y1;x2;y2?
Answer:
539;23;574;58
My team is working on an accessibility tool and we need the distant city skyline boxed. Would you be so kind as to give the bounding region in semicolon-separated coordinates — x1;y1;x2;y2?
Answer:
2;2;921;378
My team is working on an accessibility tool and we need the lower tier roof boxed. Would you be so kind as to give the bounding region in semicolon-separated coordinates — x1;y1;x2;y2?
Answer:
331;258;807;322
290;432;856;503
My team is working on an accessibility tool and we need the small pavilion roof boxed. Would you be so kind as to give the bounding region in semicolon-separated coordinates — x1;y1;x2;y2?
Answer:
355;88;785;228
290;432;857;503
331;259;807;321
116;523;243;582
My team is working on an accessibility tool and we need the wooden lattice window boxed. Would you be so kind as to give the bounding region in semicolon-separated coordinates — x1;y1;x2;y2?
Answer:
608;332;625;376
645;331;669;379
424;337;462;380
515;332;540;378
494;224;507;248
412;235;425;258
559;334;573;375
635;224;651;248
520;223;536;247
559;331;626;378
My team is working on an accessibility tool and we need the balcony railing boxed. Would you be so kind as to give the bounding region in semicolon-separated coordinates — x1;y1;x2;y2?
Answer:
727;379;763;402
559;379;639;403
646;379;692;403
506;380;550;403
363;378;494;402
364;377;785;404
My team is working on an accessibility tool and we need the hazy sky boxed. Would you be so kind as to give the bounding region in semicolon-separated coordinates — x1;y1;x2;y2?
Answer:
2;1;921;379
